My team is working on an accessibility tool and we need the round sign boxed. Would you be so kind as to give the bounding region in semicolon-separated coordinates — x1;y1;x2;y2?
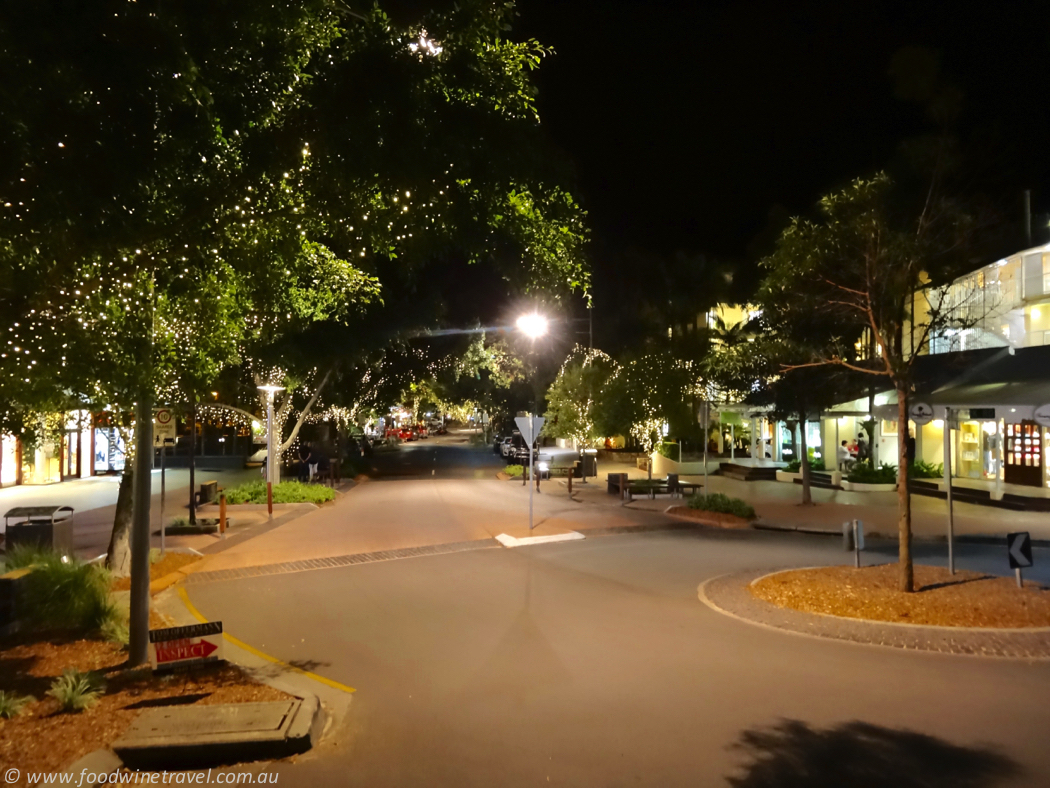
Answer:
155;408;173;425
1034;403;1050;428
908;401;934;426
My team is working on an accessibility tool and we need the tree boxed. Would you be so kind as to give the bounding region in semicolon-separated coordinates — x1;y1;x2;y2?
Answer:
0;1;589;663
758;173;986;591
543;347;615;447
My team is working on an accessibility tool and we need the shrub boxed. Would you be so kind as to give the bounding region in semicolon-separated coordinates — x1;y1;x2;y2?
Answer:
504;464;524;477
224;480;335;505
784;458;822;473
909;460;944;479
687;492;756;520
12;549;123;635
0;691;34;719
48;670;104;713
847;462;898;485
655;442;678;460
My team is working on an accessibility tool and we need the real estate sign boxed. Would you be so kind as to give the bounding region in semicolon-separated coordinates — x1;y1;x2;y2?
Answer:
148;621;224;672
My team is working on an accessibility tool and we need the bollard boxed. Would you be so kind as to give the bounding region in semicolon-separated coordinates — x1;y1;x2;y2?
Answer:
267;481;273;517
842;521;854;552
568;473;573;497
219;493;227;536
620;475;626;506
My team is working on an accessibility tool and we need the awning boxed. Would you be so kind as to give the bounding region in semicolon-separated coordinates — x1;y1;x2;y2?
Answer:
921;381;1050;421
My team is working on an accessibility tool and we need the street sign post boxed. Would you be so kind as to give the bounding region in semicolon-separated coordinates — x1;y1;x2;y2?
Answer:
148;621;224;672
942;406;955;574
1007;531;1033;588
514;415;545;531
153;408;176;447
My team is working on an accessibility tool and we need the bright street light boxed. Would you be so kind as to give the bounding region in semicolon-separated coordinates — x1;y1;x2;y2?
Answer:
516;313;549;339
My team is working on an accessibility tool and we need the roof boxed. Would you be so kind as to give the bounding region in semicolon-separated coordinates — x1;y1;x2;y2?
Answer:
922;345;1050;417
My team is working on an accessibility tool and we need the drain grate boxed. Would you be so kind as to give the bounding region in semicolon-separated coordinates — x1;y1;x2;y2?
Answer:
183;538;500;585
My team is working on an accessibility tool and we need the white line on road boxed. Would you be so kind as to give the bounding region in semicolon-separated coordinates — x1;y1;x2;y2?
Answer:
495;532;586;548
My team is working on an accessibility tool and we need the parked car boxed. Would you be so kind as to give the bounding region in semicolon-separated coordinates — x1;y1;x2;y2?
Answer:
398;427;416;441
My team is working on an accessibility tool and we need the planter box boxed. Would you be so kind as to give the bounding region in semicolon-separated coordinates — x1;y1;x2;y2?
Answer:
775;471;802;483
841;480;898;493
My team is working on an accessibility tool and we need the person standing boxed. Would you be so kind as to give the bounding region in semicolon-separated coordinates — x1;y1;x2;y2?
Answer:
856;432;869;463
298;443;312;482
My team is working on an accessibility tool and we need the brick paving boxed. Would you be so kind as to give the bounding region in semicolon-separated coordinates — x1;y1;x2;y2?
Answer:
700;568;1050;660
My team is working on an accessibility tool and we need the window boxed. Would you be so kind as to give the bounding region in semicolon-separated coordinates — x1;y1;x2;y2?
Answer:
881;419;898;437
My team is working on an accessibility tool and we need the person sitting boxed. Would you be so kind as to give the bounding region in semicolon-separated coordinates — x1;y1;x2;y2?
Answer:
837;440;851;471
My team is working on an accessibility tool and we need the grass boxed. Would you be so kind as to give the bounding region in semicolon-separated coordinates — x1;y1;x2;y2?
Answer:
687;492;757;520
5;545;124;636
0;691;35;719
224;480;336;505
47;670;105;713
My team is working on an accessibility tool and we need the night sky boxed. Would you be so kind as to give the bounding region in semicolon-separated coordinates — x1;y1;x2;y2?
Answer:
516;0;1050;264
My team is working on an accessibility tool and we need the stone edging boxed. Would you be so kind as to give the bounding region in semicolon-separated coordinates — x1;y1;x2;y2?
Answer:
698;569;1050;660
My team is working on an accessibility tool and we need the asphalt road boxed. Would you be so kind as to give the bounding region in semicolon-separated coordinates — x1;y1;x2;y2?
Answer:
184;444;1050;787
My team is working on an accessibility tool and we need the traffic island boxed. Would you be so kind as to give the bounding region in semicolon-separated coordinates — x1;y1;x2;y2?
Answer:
664;506;753;529
699;567;1050;659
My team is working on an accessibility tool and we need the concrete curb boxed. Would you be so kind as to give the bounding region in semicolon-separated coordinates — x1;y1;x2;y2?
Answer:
57;748;123;787
112;697;325;771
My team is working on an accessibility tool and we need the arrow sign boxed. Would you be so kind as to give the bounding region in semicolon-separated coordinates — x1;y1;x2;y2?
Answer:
514;416;545;447
148;621;224;672
1007;532;1033;569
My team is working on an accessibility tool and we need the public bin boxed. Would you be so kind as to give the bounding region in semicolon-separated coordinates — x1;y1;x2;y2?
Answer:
3;506;75;558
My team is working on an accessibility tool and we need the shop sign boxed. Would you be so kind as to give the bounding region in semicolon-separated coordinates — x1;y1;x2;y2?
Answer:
1034;404;1050;428
908;402;934;425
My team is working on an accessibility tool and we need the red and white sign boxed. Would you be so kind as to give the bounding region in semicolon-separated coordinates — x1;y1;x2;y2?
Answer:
149;622;224;671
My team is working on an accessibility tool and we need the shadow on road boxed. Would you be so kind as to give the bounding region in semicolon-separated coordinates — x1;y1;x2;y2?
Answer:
727;719;1019;787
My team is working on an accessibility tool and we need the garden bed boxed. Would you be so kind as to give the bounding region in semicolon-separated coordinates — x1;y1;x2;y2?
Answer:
0;628;290;781
666;506;753;529
750;564;1050;628
223;480;335;505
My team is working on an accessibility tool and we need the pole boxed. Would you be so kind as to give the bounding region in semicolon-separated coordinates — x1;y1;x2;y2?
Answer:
129;394;153;667
943;406;955;574
266;395;275;518
703;401;709;493
1016;567;1023;589
528;425;535;531
160;442;166;554
219;492;227;536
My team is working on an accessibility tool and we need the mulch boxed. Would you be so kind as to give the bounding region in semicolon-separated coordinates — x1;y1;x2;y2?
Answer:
750;563;1050;628
111;553;202;592
0;623;290;781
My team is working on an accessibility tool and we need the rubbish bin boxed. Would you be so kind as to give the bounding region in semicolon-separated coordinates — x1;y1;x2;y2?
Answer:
581;450;597;477
3;506;75;558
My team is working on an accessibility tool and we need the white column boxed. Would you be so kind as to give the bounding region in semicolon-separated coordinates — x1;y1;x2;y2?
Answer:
774;421;782;462
749;417;757;459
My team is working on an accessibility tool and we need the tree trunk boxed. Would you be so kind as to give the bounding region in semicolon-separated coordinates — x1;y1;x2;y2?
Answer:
129;394;153;667
897;389;914;592
188;400;197;525
106;469;134;578
798;412;812;505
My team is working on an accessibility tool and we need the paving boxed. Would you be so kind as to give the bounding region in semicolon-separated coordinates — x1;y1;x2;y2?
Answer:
182;528;1050;787
700;568;1050;660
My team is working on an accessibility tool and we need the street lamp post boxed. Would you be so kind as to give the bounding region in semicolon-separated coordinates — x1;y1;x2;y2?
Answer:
257;384;285;517
517;313;549;532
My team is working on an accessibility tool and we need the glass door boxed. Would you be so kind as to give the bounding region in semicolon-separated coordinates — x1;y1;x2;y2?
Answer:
1004;421;1043;487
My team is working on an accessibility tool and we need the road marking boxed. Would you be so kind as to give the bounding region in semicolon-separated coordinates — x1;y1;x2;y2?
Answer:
495;532;586;548
176;587;356;694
